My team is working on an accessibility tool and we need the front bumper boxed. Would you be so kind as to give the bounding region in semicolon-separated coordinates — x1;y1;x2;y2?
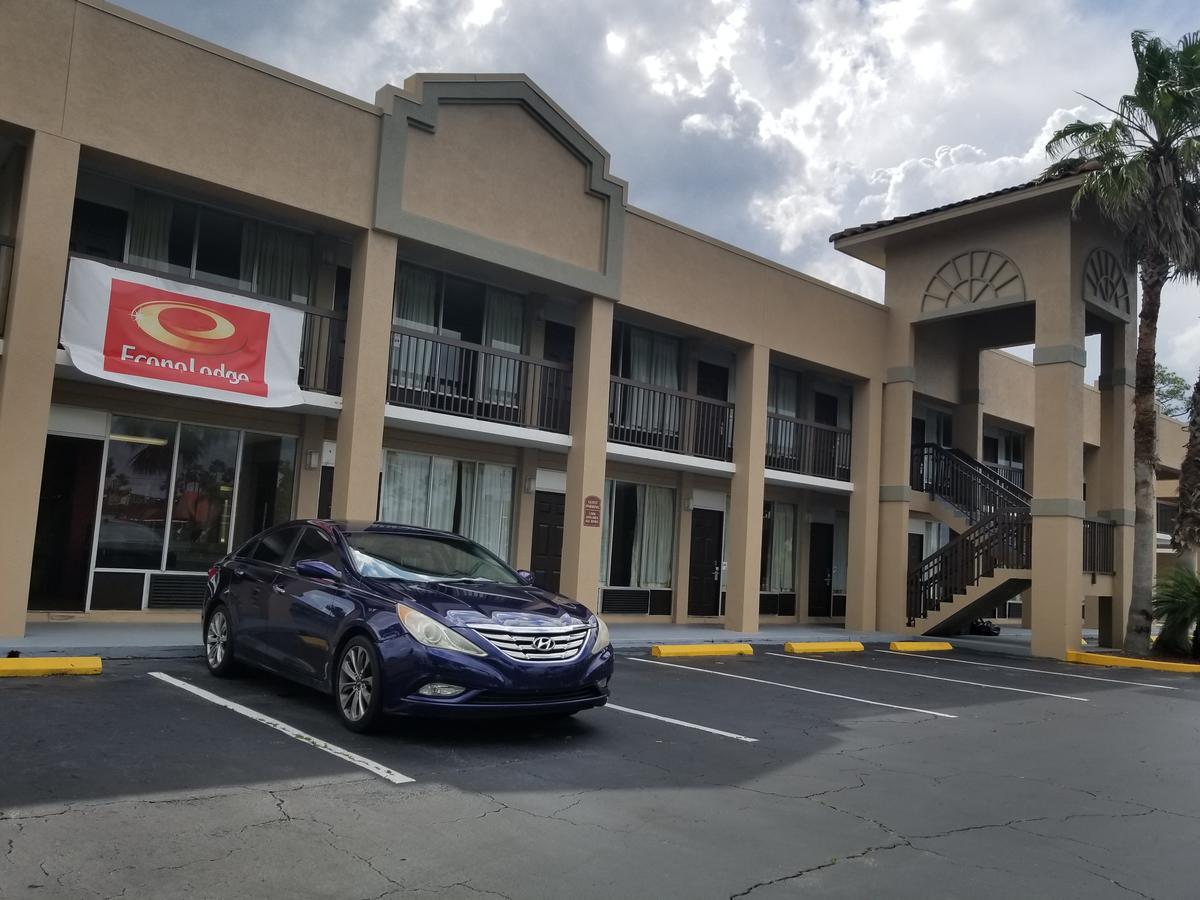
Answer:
377;635;615;718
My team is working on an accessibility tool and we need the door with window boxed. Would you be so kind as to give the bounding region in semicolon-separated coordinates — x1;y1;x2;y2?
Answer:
807;522;834;616
271;526;351;679
530;491;565;593
235;525;300;662
688;508;724;616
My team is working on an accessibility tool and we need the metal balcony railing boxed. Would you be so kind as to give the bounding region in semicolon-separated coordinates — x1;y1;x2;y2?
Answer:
607;377;734;461
765;413;852;481
388;327;572;433
1083;519;1116;575
986;462;1025;490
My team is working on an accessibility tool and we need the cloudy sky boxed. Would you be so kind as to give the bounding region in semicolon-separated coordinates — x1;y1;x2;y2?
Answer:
122;0;1199;377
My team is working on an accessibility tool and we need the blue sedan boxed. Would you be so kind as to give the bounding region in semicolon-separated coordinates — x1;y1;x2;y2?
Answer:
203;520;614;732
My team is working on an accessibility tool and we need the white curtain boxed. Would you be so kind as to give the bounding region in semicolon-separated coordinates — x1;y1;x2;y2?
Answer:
380;451;430;525
765;502;796;592
128;191;173;271
636;485;675;588
427;457;458;531
767;368;799;461
832;510;849;596
392;266;439;390
483;288;524;407
241;221;310;303
626;327;680;432
467;464;513;558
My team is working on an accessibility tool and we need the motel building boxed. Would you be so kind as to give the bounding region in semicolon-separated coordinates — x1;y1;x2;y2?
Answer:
0;1;1190;660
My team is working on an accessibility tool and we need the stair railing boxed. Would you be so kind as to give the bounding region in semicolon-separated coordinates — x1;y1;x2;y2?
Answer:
910;443;1031;523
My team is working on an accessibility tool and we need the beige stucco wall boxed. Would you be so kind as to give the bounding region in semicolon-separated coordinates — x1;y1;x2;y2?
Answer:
401;103;607;272
0;0;379;227
622;211;888;381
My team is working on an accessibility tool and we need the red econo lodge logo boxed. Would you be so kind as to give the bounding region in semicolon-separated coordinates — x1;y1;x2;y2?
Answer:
102;279;271;397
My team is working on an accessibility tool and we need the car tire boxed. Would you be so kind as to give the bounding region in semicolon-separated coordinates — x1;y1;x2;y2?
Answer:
334;636;385;733
204;604;239;678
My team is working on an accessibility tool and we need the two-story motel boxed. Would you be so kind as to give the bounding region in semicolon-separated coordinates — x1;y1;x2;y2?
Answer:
0;1;1188;659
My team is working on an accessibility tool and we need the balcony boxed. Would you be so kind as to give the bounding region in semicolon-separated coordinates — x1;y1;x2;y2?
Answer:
387;327;572;433
608;377;734;461
1083;518;1115;575
765;413;852;481
0;235;12;339
986;462;1025;490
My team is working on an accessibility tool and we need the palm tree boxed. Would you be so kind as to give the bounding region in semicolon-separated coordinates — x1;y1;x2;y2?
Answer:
1151;566;1200;658
1173;370;1200;556
1044;30;1200;655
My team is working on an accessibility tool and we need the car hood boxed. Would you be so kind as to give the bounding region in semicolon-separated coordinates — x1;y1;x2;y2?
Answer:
373;579;594;628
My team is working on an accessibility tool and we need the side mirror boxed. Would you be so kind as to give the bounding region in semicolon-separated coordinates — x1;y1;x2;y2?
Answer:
296;559;341;580
516;569;536;586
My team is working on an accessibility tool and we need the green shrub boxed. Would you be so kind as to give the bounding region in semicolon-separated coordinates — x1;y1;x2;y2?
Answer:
1151;567;1200;658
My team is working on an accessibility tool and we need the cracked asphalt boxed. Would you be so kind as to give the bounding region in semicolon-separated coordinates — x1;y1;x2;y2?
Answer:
2;648;1198;899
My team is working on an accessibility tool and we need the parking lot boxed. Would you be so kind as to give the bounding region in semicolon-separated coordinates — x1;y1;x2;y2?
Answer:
3;647;1199;899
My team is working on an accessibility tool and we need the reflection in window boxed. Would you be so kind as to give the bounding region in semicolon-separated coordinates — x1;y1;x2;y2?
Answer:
233;433;297;547
96;417;176;569
168;425;239;571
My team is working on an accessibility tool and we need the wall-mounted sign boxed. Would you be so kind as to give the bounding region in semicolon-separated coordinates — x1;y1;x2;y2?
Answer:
583;494;602;527
61;258;304;408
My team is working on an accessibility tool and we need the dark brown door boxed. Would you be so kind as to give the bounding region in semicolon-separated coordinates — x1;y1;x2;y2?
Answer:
907;533;925;574
688;508;724;616
910;416;926;487
29;436;103;611
530;491;566;593
695;362;730;459
807;522;834;616
540;321;575;432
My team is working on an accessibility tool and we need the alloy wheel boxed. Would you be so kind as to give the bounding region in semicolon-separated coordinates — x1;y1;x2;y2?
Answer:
338;645;374;722
206;610;228;669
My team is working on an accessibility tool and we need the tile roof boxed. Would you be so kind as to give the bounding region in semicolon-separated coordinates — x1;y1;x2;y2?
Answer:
828;167;1089;243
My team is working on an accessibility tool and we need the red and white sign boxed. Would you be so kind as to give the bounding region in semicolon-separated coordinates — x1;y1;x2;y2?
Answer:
62;258;304;408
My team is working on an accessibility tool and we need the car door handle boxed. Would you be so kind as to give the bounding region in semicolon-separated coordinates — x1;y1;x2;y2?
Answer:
272;585;287;594
234;568;246;577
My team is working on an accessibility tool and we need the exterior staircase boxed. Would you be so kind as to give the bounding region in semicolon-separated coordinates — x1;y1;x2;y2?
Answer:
907;444;1033;631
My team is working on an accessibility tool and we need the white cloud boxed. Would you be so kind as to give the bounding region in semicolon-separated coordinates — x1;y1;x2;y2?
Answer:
605;31;626;56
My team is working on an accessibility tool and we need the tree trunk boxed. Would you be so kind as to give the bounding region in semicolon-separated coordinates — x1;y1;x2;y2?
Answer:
1172;370;1200;550
1125;255;1168;655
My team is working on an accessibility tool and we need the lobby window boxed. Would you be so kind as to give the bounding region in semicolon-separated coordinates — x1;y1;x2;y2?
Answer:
760;501;797;593
379;449;514;559
95;416;178;569
599;480;676;589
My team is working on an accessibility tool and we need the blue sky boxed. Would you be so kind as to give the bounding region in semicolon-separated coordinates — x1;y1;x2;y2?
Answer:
119;0;1200;376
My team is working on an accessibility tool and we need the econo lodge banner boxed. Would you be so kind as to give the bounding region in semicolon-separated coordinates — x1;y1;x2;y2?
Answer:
61;258;305;408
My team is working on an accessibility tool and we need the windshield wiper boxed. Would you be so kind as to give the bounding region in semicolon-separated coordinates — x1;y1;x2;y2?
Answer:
432;577;490;585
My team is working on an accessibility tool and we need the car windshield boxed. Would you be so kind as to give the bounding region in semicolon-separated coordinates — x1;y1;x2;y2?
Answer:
343;531;521;585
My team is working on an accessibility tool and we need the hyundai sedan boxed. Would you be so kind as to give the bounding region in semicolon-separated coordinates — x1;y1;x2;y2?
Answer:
203;520;613;731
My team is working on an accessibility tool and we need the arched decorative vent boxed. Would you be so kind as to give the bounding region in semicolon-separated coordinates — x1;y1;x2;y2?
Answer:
1082;248;1131;315
922;251;1026;312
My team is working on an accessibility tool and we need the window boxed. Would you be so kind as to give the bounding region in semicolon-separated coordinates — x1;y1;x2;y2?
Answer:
95;417;177;569
166;425;240;571
599;480;676;588
69;199;128;261
379;450;514;559
253;527;300;565
767;367;799;417
1158;502;1178;536
122;188;312;302
293;528;341;571
813;392;839;427
760;502;797;593
611;322;681;388
344;531;519;583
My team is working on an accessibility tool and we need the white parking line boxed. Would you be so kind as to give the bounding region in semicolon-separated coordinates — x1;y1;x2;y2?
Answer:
767;653;1089;702
874;650;1180;690
626;657;957;719
606;703;758;742
149;672;414;785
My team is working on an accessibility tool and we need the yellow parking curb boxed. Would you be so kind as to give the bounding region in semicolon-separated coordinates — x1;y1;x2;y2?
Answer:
651;643;754;658
1066;650;1200;674
889;641;953;653
0;656;103;677
783;641;865;654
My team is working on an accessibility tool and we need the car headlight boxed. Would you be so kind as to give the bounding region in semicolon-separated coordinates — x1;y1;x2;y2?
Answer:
396;604;486;657
591;616;612;656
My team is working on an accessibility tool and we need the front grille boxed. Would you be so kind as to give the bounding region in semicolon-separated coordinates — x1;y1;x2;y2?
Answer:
468;623;592;662
474;686;604;705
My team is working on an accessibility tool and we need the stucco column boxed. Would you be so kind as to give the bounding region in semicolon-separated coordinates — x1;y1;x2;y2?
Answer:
560;296;613;611
512;447;538;570
953;346;984;460
1029;297;1087;659
725;343;769;633
845;377;881;631
876;364;916;633
0;133;79;638
331;229;397;520
1096;322;1135;648
294;414;327;518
